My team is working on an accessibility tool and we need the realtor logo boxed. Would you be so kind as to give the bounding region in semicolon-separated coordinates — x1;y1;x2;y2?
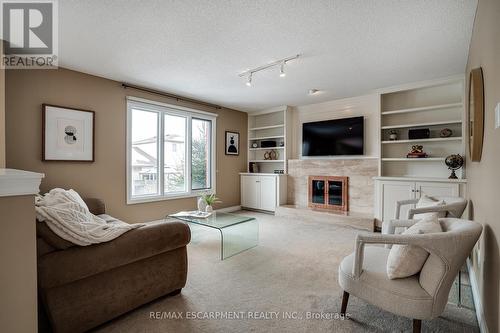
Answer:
1;0;58;68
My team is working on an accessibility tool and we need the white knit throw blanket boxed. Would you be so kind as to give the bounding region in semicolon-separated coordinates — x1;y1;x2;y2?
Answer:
36;188;142;246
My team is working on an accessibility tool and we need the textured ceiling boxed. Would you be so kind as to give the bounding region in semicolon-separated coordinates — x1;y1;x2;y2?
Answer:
59;0;477;112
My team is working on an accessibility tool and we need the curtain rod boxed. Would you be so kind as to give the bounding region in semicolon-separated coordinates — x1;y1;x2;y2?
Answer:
121;83;222;110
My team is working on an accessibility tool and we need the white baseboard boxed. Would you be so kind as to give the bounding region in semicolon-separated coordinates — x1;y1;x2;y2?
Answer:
467;258;489;333
216;205;242;213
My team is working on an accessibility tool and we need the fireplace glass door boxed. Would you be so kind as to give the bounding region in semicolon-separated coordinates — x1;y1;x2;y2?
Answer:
328;181;343;206
311;180;325;205
308;176;349;211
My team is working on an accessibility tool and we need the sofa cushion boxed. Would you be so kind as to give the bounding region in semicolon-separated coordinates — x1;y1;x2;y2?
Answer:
37;237;56;256
36;197;107;250
386;215;442;279
83;198;106;216
38;220;191;289
36;221;75;250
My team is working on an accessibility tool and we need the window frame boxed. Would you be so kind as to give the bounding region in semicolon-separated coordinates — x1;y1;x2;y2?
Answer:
126;97;217;204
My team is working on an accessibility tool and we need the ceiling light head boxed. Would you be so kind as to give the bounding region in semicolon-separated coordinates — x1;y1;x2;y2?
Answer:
308;89;320;95
238;54;299;85
279;61;286;77
246;73;252;87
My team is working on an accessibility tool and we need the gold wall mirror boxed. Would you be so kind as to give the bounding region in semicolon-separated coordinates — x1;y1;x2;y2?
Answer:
468;67;485;162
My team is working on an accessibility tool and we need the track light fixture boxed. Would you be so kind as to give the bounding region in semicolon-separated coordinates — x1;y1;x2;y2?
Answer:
279;61;286;77
239;54;300;86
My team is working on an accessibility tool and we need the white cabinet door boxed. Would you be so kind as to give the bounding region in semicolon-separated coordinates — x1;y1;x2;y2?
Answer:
381;181;415;221
241;176;259;209
259;176;277;211
416;182;459;198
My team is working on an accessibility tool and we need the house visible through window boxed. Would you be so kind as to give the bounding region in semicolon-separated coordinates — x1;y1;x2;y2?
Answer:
127;98;216;203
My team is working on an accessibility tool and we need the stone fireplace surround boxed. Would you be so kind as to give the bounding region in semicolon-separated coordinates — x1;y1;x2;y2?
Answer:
287;158;378;215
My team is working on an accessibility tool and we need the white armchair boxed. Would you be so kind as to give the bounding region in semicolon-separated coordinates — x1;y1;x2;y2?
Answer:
338;218;482;332
383;196;468;236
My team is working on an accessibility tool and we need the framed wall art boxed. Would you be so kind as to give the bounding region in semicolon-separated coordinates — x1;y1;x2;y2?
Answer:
225;131;239;155
42;104;95;161
468;67;485;162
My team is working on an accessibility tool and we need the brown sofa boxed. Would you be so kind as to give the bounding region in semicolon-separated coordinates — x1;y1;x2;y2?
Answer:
36;198;191;333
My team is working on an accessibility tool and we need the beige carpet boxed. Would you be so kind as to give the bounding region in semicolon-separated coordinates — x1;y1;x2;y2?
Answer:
93;211;479;333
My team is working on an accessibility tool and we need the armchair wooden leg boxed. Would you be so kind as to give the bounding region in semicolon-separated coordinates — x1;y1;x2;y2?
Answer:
413;319;421;333
340;291;349;315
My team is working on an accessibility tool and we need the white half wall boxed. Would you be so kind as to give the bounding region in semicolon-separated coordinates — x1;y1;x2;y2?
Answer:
290;93;380;159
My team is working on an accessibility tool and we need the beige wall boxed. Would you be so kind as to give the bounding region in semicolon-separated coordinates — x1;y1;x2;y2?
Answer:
0;195;38;333
5;68;247;223
0;41;5;168
465;0;500;332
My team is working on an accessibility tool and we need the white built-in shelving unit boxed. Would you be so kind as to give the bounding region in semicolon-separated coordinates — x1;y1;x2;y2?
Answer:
374;77;468;228
379;77;466;179
247;106;291;174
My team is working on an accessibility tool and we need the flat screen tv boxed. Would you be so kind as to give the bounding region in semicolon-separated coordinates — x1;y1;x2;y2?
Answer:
302;116;364;156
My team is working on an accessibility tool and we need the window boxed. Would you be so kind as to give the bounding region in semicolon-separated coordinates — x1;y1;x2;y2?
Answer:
191;118;212;190
127;98;216;203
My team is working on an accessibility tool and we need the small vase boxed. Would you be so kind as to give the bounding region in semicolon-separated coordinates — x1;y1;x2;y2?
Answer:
197;197;207;212
205;205;213;213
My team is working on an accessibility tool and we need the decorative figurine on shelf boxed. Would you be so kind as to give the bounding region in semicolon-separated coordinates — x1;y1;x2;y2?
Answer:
264;150;278;160
445;154;464;179
406;145;428;158
440;128;453;138
389;130;398;141
252;142;258;148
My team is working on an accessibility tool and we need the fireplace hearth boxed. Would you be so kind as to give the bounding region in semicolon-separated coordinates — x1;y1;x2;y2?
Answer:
308;176;349;211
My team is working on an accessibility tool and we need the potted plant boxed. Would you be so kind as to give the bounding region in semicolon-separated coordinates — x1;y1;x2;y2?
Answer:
200;193;221;213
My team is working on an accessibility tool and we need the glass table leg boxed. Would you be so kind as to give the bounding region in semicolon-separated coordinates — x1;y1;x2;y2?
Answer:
186;222;199;241
220;219;258;260
457;269;462;307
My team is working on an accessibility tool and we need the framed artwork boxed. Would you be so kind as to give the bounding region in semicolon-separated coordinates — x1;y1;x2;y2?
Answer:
225;131;239;155
42;104;95;161
468;67;485;162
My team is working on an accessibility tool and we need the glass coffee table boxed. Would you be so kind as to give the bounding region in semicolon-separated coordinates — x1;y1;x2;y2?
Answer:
168;212;258;260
